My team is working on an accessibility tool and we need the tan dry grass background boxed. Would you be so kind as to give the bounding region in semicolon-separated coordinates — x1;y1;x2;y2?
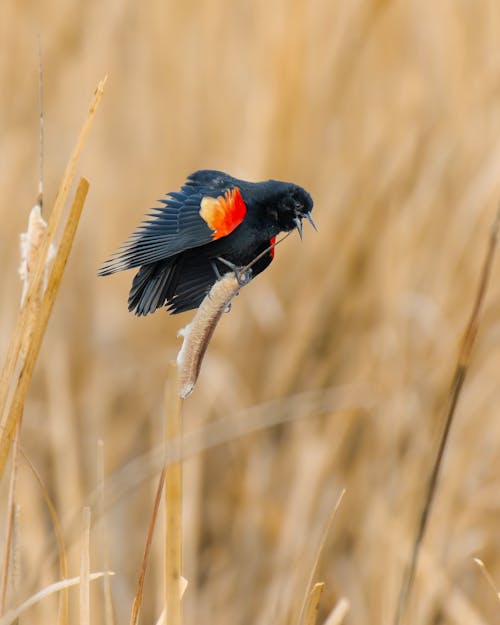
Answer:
2;1;500;624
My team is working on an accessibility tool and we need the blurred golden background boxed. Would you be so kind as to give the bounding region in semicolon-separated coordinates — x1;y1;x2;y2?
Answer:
2;1;500;624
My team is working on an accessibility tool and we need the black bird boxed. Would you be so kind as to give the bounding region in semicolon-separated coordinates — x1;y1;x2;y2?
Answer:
99;170;315;315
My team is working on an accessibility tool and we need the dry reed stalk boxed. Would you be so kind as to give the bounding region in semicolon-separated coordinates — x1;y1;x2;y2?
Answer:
473;558;500;603
0;76;106;479
302;582;324;625
1;176;48;615
0;425;21;615
154;578;188;625
1;205;49;614
21;450;69;625
394;209;500;625
392;523;489;625
164;362;183;625
129;467;166;625
0;572;112;625
0;177;89;479
10;508;19;614
80;507;91;625
97;441;115;625
297;490;345;625
322;598;350;625
2;204;49;618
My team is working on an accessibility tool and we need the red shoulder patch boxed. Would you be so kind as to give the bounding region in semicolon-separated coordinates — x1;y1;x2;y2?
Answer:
199;187;247;239
269;236;276;259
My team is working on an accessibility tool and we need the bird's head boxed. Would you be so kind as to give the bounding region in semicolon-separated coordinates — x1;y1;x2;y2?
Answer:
274;184;315;238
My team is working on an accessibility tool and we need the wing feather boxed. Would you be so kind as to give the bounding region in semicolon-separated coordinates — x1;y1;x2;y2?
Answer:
99;180;247;276
127;251;222;316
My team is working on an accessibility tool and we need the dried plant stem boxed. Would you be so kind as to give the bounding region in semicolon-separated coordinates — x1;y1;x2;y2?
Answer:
323;598;350;625
0;76;106;479
37;35;44;208
0;178;90;479
297;490;345;625
394;209;500;625
302;583;324;625
164;362;183;625
0;572;112;625
97;441;115;625
0;423;21;615
473;558;500;602
21;450;68;625
80;507;91;625
130;467;166;625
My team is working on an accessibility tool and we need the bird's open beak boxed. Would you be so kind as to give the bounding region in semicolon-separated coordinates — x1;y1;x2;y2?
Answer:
294;212;317;240
294;216;303;239
306;212;317;231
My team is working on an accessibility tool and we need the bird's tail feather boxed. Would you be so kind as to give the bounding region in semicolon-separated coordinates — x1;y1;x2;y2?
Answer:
128;253;222;316
128;258;181;316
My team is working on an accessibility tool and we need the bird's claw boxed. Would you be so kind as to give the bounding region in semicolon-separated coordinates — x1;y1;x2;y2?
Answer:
211;260;222;281
216;257;252;286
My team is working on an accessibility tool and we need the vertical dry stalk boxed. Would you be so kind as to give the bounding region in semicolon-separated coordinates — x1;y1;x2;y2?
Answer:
0;76;106;479
0;427;21;615
129;467;166;625
97;441;115;625
2;53;55;616
80;507;91;625
473;559;500;602
323;599;350;625
302;582;324;625
21;451;69;625
153;577;189;625
10;507;19;613
164;362;183;625
394;209;500;625
297;490;345;625
0;178;90;478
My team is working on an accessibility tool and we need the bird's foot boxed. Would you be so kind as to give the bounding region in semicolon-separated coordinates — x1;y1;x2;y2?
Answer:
211;260;222;281
216;257;252;286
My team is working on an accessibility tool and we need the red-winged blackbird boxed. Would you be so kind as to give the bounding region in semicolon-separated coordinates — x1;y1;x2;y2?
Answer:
99;170;315;315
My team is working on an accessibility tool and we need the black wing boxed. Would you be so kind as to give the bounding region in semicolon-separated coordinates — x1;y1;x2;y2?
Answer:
99;185;213;275
127;240;274;316
99;176;247;276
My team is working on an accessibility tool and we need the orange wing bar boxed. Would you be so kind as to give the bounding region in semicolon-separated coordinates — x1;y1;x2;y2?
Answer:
199;187;247;239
